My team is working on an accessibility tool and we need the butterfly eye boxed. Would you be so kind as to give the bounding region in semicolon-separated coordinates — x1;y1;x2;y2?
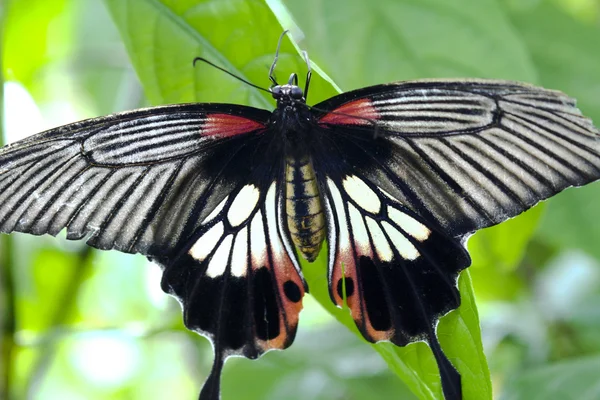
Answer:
271;86;282;98
290;86;303;99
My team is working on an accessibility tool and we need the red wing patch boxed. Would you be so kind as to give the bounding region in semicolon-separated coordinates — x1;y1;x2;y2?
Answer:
319;98;380;126
203;113;266;137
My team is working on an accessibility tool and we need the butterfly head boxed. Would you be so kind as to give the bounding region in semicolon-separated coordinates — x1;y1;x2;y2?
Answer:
270;73;305;108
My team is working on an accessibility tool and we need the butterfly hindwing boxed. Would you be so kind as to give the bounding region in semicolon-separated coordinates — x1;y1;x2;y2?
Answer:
160;180;306;399
321;173;470;398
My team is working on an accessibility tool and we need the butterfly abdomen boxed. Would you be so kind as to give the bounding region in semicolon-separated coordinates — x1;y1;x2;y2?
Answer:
285;155;325;262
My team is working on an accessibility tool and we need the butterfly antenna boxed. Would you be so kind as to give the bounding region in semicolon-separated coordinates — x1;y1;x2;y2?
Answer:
193;57;271;94
301;50;312;101
269;30;289;86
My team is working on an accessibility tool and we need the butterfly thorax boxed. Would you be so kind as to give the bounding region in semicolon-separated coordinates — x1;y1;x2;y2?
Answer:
270;80;325;262
269;82;313;135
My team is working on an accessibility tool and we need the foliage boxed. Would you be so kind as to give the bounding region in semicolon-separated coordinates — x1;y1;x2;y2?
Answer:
1;0;599;399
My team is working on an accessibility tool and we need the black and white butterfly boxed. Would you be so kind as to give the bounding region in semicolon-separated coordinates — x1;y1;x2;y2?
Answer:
1;33;600;400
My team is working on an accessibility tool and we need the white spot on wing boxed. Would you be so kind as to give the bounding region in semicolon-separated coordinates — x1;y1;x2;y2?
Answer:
250;210;267;267
231;227;248;277
322;193;338;279
189;222;224;261
327;179;350;254
201;196;228;225
348;204;370;257
206;234;233;278
343;175;381;214
228;184;260;227
387;207;431;241
265;183;284;261
365;217;393;262
382;221;420;260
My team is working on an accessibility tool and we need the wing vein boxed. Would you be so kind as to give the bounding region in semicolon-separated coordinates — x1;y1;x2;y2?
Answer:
128;159;187;253
439;138;527;208
404;139;495;225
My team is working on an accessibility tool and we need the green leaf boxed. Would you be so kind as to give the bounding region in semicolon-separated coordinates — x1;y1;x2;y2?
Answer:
277;0;537;89
468;205;544;301
505;1;600;123
3;0;73;91
501;354;600;400
222;324;417;400
103;0;338;107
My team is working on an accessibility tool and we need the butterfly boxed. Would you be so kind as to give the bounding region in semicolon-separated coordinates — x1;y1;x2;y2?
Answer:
1;32;600;400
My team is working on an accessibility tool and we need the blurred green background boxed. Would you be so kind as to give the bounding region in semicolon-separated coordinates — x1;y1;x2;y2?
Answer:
1;0;600;399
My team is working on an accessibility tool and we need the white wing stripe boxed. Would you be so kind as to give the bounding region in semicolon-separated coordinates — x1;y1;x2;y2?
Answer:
250;210;267;267
387;207;431;242
365;217;393;262
265;183;285;260
348;204;370;257
381;221;420;261
327;179;351;255
228;184;260;227
189;222;224;262
343;175;381;214
230;228;249;278
95;122;204;147
206;234;233;278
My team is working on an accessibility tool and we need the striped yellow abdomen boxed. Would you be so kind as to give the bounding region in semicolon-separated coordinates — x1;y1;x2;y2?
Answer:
285;156;325;262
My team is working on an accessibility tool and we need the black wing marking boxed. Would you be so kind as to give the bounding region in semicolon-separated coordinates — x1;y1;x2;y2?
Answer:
318;171;470;400
0;103;272;258
159;180;306;400
315;79;600;237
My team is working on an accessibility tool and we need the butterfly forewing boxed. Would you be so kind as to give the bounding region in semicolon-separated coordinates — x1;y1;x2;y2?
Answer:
0;104;271;255
315;79;600;237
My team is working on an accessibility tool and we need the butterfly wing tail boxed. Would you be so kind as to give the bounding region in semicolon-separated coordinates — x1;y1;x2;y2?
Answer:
429;332;462;400
199;351;224;400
